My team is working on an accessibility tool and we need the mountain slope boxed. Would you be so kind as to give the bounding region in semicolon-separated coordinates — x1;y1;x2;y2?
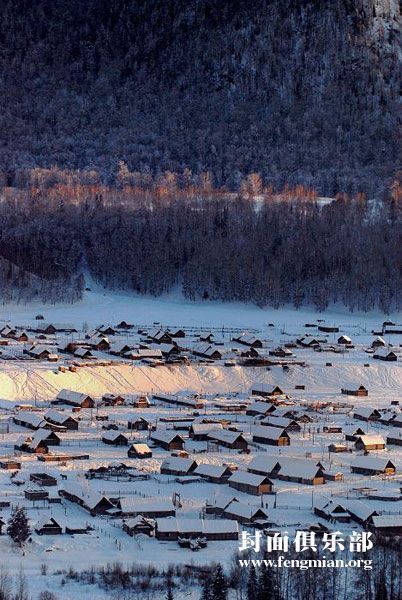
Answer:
0;0;400;194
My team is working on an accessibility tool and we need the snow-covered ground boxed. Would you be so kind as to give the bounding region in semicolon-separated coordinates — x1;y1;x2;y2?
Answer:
0;289;400;599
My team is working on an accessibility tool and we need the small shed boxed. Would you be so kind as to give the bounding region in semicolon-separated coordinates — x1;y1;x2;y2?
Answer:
35;517;63;536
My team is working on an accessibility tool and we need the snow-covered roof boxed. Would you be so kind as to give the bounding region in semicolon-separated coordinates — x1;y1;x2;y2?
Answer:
207;430;245;444
355;434;385;446
14;412;45;428
190;423;223;434
56;389;92;403
194;463;231;478
74;347;93;357
343;499;377;521
247;401;271;414
61;482;111;510
129;443;151;453
229;470;271;486
102;430;127;442
119;497;174;515
353;407;380;418
155;518;238;535
29;345;54;356
45;410;77;425
372;515;402;529
224;500;269;520
252;425;288;440
351;456;395;470
150;430;183;444
250;383;283;395
161;457;197;472
247;456;281;475
373;348;397;358
278;458;323;479
261;416;297;428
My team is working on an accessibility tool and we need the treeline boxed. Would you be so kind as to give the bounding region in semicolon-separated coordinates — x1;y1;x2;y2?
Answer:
0;188;400;312
0;0;400;195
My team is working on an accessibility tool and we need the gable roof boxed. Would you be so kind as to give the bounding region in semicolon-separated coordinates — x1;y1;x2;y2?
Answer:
229;470;272;487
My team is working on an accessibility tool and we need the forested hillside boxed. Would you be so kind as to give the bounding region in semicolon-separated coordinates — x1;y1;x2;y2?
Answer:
0;188;400;311
0;0;400;194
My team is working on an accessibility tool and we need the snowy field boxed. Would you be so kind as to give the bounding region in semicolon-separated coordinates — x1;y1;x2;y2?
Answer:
0;289;400;598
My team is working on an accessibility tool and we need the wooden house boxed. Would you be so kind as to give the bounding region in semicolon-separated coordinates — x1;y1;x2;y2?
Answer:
44;410;79;431
387;413;402;428
386;433;402;446
35;517;63;536
25;489;48;501
351;456;396;476
102;393;125;406
15;430;61;454
86;336;110;351
189;422;223;440
222;500;272;526
150;431;185;451
354;434;385;451
343;499;378;526
133;395;150;408
74;347;94;359
13;412;45;430
30;473;57;486
109;342;131;356
101;431;129;446
118;497;175;518
194;463;233;484
147;328;173;344
371;336;386;348
250;384;284;398
59;482;115;515
314;499;350;523
345;426;367;442
128;417;151;431
123;516;154;537
269;347;293;358
297;336;322;348
160;457;198;476
341;385;368;397
34;323;77;335
278;459;326;485
228;470;273;496
260;416;301;432
247;456;281;477
373;349;397;362
192;343;222;360
353;407;381;422
337;335;352;345
155;518;238;541
27;345;57;360
54;389;94;408
371;515;402;535
167;328;185;338
252;426;290;446
233;333;263;348
207;430;248;451
246;402;272;417
127;443;153;458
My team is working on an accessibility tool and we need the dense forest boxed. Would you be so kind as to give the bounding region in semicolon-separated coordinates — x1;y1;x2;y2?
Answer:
0;181;400;312
0;0;400;195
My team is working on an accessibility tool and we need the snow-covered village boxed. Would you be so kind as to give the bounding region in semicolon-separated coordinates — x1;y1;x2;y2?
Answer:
0;1;401;599
0;291;400;598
